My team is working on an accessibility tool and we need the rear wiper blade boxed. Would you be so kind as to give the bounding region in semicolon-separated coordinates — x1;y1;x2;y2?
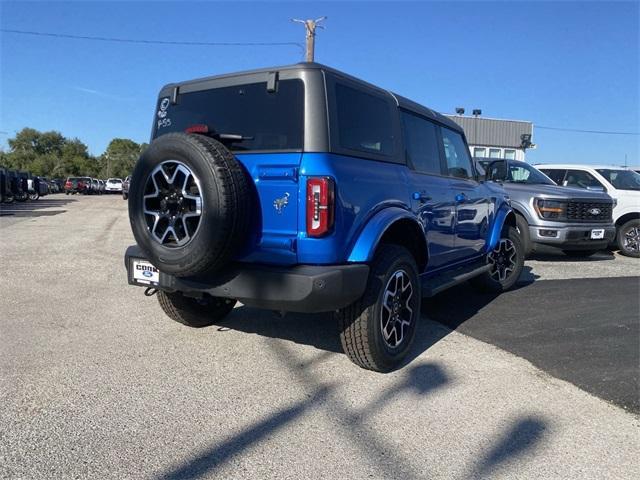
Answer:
214;133;254;143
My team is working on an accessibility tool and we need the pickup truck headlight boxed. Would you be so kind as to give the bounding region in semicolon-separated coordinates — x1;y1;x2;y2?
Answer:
534;199;567;221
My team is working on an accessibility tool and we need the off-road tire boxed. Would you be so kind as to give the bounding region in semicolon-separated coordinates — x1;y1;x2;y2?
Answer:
337;245;420;373
616;219;640;258
157;291;237;328
515;213;532;257
562;249;600;258
471;226;524;293
129;133;251;277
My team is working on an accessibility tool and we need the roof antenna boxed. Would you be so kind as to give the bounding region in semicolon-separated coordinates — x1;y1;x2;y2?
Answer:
291;17;326;62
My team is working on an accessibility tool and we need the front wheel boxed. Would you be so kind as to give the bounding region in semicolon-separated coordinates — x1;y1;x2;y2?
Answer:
471;226;524;293
337;245;420;373
616;220;640;258
157;291;236;328
29;192;39;201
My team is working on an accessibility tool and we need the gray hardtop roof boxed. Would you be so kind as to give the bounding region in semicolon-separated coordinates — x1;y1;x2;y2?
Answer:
162;62;462;133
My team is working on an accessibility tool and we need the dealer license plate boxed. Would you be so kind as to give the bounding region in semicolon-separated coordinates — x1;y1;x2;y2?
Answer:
131;258;160;284
590;229;605;240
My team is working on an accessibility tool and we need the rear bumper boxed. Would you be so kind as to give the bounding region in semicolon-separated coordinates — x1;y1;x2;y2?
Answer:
529;224;616;249
124;245;369;313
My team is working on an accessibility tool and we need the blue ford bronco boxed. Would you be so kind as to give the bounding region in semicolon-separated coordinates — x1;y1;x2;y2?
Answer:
125;63;524;372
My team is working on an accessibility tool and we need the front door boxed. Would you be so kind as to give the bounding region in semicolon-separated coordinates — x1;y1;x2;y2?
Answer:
440;127;490;260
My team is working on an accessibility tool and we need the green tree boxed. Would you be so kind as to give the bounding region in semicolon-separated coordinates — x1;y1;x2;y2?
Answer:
102;138;145;179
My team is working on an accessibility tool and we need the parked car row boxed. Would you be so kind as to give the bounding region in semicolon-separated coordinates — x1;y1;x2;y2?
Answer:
63;177;128;197
0;167;64;203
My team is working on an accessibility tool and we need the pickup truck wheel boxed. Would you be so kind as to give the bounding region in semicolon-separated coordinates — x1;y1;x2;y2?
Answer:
337;245;420;373
122;192;128;200
28;192;39;201
616;220;640;258
157;291;236;328
471;226;524;293
129;133;250;277
515;214;532;257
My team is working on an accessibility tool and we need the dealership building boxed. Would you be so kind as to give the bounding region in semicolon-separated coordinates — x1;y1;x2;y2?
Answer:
444;114;534;162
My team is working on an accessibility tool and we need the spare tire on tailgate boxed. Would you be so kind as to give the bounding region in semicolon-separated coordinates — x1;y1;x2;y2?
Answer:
128;133;250;277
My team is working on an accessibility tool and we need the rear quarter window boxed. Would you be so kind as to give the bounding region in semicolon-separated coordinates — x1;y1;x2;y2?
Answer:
153;79;304;152
333;83;395;158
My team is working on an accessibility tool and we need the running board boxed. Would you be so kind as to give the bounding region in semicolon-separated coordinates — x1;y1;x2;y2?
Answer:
421;261;490;297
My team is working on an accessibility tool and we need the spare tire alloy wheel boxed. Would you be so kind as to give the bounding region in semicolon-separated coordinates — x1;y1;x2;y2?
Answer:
129;133;250;277
143;161;203;247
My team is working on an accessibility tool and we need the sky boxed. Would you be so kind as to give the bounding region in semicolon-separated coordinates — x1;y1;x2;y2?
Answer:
1;0;638;165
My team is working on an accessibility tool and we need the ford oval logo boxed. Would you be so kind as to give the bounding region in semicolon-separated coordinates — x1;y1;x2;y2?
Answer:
588;208;601;215
142;270;153;278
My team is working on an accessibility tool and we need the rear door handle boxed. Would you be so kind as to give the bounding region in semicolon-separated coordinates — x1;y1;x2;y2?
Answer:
455;193;467;203
412;191;432;203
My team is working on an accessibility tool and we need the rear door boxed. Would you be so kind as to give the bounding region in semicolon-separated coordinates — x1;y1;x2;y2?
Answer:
440;127;491;260
400;110;457;269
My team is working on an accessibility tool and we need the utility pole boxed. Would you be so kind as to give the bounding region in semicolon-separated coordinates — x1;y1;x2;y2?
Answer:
292;17;326;62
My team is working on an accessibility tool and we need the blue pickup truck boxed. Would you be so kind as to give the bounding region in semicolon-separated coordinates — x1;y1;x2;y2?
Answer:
125;63;524;372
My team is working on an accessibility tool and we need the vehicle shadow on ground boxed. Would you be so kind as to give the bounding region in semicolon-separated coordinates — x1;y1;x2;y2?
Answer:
528;245;616;262
221;266;539;363
0;197;76;217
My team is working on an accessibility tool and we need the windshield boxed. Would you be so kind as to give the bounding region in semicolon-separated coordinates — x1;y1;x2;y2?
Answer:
152;79;304;152
596;169;640;191
485;160;555;185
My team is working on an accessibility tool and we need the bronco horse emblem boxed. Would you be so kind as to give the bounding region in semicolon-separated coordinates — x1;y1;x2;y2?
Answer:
273;192;290;214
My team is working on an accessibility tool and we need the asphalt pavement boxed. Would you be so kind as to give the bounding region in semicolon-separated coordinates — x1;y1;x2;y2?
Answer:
1;195;638;480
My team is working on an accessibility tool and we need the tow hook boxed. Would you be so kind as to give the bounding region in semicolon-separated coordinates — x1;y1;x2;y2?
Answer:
144;287;158;297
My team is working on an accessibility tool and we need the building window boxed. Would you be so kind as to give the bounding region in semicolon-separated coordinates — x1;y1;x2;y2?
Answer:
504;149;516;160
489;148;502;158
473;147;486;158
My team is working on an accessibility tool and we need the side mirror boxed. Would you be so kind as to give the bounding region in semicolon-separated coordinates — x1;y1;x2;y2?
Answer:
485;160;507;182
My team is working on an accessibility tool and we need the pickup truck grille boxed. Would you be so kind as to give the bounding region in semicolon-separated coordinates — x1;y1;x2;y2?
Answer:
566;201;612;223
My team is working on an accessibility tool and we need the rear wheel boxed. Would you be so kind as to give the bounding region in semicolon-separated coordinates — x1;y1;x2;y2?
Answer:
471;226;524;293
122;192;128;200
29;191;39;201
337;245;420;373
157;291;236;328
616;220;640;258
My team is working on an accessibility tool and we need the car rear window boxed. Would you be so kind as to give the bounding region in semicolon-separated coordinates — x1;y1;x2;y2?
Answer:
153;79;304;152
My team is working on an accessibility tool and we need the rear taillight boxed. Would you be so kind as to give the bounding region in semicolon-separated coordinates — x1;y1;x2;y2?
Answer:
65;181;71;188
306;177;335;238
185;124;209;134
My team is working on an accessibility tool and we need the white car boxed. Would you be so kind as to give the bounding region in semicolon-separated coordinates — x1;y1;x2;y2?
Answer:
536;164;640;257
105;178;123;193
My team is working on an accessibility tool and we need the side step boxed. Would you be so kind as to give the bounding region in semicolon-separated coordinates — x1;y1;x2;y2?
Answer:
421;260;490;297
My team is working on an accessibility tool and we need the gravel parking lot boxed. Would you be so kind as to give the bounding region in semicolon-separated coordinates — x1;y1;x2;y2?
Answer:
1;196;638;480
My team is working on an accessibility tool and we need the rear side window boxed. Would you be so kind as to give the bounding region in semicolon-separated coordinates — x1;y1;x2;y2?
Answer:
335;83;394;156
539;169;566;185
153;80;304;152
440;128;474;179
400;111;442;175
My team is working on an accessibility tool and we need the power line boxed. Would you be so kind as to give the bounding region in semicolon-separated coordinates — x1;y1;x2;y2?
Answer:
0;28;303;51
536;125;639;136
